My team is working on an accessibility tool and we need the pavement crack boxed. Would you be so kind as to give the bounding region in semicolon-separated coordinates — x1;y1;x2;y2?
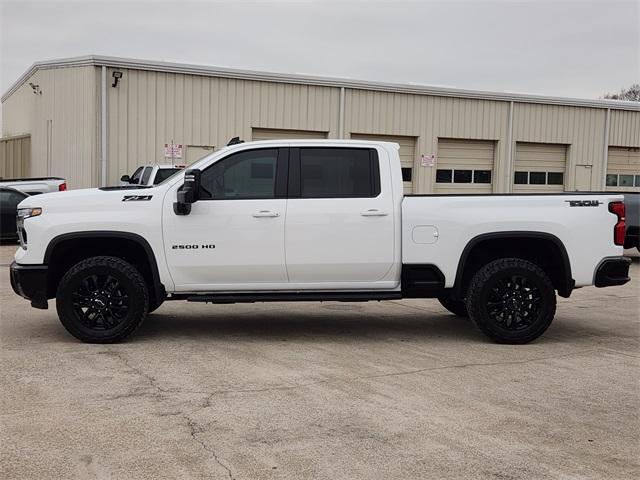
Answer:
98;350;236;479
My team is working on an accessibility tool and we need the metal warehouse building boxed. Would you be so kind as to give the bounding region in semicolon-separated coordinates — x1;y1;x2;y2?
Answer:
1;55;639;193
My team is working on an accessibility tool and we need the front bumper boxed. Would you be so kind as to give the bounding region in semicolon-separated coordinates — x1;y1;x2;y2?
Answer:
594;257;631;288
10;261;49;309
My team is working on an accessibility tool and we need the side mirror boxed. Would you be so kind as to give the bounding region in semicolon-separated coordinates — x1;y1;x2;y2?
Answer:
120;174;131;183
174;169;201;215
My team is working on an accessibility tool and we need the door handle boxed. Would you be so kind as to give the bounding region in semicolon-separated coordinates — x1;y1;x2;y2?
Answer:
252;210;280;218
360;209;388;217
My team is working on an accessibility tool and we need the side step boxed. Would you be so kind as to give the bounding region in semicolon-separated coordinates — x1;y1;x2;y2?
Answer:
180;291;402;304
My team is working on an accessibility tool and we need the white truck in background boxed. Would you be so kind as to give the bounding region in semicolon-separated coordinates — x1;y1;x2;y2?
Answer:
120;164;185;187
10;140;631;344
0;177;67;195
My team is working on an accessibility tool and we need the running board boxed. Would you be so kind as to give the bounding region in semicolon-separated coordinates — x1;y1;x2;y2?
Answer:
180;291;402;304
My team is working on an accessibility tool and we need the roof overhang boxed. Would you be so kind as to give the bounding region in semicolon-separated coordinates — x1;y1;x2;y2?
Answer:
2;54;639;111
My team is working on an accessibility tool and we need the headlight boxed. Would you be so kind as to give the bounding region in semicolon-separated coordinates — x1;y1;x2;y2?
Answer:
17;207;42;220
16;208;41;250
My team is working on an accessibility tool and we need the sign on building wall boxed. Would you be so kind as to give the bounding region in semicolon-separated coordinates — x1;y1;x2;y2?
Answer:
421;154;436;167
164;142;183;159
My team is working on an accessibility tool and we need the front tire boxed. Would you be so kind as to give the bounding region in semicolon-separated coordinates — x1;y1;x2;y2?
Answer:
466;258;556;344
56;256;149;343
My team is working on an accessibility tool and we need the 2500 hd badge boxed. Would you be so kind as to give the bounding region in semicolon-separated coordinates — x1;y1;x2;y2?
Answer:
172;244;216;249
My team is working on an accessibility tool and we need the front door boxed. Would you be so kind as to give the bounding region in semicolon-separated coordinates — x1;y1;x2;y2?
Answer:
163;147;288;290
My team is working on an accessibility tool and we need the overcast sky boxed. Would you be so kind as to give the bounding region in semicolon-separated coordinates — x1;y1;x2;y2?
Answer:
1;0;639;99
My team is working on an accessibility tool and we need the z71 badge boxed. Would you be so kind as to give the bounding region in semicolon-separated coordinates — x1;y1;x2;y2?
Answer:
122;195;153;202
565;200;602;207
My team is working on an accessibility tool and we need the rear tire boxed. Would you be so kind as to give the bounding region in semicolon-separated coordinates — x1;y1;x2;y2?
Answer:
466;258;556;344
56;256;149;343
437;295;469;317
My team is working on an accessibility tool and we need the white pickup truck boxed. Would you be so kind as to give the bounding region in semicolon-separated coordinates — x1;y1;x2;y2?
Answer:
10;140;631;344
0;177;67;195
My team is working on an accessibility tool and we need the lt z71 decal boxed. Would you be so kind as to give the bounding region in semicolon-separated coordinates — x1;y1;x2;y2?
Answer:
565;200;602;207
122;195;153;202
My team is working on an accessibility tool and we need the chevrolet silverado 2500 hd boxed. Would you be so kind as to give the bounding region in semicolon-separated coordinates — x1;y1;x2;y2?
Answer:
10;140;631;344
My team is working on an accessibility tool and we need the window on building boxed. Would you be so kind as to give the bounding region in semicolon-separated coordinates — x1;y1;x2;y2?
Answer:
619;175;634;187
514;171;564;186
401;167;413;182
200;148;278;199
436;168;492;184
299;148;379;198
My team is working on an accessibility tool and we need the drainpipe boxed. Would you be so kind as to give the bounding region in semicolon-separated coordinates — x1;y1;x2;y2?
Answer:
100;66;107;187
338;87;345;139
601;108;611;190
505;101;514;192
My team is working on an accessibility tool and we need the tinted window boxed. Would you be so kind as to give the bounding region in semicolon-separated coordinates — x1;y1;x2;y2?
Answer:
436;169;452;183
453;170;472;183
547;172;564;185
130;167;144;184
635;175;640;187
474;170;491;184
401;167;412;182
200;149;278;199
606;174;618;187
154;168;181;184
299;148;378;198
514;171;528;184
141;167;153;185
0;190;26;207
619;175;634;187
529;172;546;185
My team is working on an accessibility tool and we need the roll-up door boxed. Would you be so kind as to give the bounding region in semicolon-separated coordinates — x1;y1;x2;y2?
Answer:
434;139;495;194
350;133;416;194
606;147;640;192
513;143;567;193
251;128;327;141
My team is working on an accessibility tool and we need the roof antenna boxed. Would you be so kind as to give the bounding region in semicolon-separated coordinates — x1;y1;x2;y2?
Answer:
227;136;244;146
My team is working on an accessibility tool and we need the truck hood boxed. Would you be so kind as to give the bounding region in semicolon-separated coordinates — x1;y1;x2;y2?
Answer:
17;185;162;211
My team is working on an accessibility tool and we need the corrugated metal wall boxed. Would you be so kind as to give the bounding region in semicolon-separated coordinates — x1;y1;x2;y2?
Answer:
106;68;339;185
3;63;640;191
0;134;30;179
1;67;98;188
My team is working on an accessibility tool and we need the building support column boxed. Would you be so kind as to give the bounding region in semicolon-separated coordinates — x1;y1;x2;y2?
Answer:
505;101;514;192
601;108;611;190
338;87;345;139
100;66;107;187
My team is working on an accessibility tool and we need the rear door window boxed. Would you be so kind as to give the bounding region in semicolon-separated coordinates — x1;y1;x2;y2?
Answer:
296;148;380;198
141;167;153;185
154;168;181;184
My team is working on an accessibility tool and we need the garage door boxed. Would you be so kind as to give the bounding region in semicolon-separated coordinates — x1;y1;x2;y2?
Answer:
350;133;416;194
606;147;640;192
513;143;567;193
434;139;495;194
251;128;327;141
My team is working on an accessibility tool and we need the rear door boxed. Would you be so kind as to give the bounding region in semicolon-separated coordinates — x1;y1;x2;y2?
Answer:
284;146;395;287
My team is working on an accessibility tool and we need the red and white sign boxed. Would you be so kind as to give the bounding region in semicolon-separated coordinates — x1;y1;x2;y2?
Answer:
421;153;435;167
164;143;183;159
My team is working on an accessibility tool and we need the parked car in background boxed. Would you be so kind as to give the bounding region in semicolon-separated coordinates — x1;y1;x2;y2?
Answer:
10;139;631;344
621;192;639;251
120;164;185;186
0;187;29;241
0;177;67;195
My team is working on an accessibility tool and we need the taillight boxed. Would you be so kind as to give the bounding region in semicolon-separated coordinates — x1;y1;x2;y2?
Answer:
59;182;67;191
608;201;625;246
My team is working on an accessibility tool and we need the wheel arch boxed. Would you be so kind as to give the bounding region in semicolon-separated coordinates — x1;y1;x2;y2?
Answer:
453;231;574;299
44;231;165;305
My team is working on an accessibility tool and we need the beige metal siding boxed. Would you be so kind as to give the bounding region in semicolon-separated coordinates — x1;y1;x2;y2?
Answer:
350;133;416;193
0;135;30;179
107;69;340;185
251;128;327;141
513;143;567;192
185;145;215;164
344;89;510;193
606;147;640;191
512;103;605;190
434;139;495;193
609;110;640;148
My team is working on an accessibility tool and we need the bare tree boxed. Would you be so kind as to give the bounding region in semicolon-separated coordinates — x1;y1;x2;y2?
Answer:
603;83;640;101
